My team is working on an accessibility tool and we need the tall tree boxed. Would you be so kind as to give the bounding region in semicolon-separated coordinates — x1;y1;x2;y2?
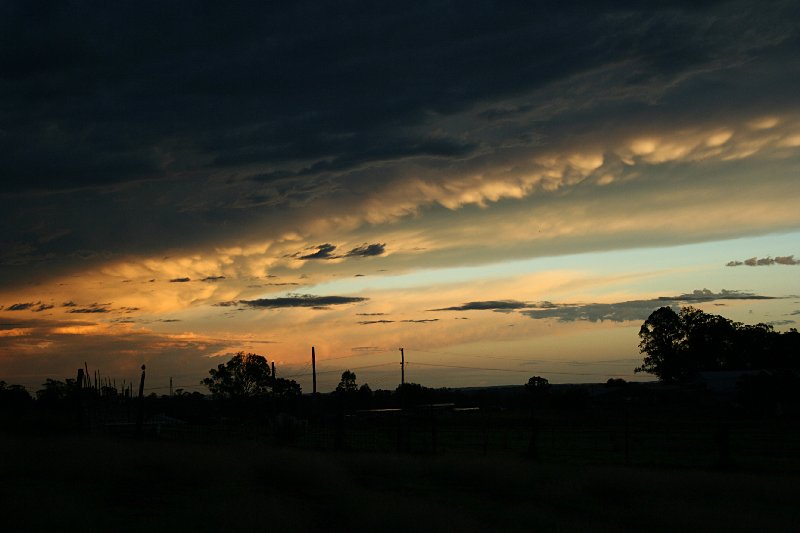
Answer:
202;352;273;399
636;306;798;382
336;370;358;394
636;306;690;383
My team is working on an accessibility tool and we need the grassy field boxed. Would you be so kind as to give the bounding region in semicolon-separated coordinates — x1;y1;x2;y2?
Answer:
2;431;799;532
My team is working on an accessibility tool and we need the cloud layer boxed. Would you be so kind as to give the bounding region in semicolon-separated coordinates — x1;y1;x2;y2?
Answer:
1;2;800;388
1;0;798;292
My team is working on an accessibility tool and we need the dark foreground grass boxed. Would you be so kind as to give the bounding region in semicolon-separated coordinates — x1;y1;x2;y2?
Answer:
2;432;798;532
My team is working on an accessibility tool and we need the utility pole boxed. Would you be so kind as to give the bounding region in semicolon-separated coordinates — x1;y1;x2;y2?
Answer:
136;365;146;435
169;376;173;397
312;346;317;395
271;361;276;382
400;347;405;386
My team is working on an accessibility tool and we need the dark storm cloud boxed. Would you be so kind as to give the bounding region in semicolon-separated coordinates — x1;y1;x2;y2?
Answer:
3;0;797;195
346;243;386;258
238;294;367;309
201;276;226;282
4;303;33;311
3;301;53;312
299;244;338;260
522;289;778;323
67;303;111;314
430;300;532;311
728;255;799;266
169;277;192;283
1;0;799;284
297;243;385;260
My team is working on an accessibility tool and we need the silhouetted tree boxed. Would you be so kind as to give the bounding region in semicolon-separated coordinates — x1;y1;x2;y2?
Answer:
36;378;77;406
274;377;302;397
636;306;689;383
637;306;799;382
605;378;628;388
525;376;551;395
0;381;32;408
396;382;433;405
357;383;373;407
335;370;358;394
202;352;273;399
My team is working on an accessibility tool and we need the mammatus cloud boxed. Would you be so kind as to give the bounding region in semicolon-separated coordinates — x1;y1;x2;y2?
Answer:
233;294;368;309
297;243;386;260
727;255;799;266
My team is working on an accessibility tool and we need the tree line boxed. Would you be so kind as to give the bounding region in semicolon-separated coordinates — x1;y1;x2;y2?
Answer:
637;306;800;383
3;305;798;414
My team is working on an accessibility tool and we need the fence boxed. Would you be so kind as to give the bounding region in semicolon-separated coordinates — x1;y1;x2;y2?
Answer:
142;407;800;471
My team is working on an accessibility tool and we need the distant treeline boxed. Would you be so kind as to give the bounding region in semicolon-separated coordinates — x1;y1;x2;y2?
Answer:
3;307;800;428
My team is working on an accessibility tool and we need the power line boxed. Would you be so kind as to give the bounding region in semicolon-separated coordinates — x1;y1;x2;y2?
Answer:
412;348;546;363
315;350;394;363
412;362;531;374
284;361;396;379
410;348;640;367
411;361;619;377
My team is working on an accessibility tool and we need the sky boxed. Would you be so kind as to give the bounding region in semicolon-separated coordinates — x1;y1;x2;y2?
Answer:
1;0;799;394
